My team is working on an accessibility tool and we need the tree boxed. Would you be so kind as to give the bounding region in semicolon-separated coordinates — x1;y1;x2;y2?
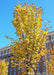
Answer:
0;60;8;75
6;2;49;75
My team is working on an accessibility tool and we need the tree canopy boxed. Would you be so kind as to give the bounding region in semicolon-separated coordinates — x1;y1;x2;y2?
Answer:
0;60;8;75
6;2;49;75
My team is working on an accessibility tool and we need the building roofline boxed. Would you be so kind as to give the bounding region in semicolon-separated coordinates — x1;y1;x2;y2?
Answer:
1;45;10;49
47;31;54;36
48;31;54;34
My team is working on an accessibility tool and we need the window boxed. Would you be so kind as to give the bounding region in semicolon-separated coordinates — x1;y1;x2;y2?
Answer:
1;51;2;55
18;71;20;74
8;54;11;56
43;68;46;71
37;63;40;67
18;67;20;70
48;52;50;55
52;41;54;44
9;50;11;54
37;74;40;75
51;35;54;39
52;44;54;49
6;50;7;54
8;57;10;60
37;68;40;72
10;68;12;71
2;55;4;58
5;55;7;57
7;73;8;75
49;73;51;75
10;72;12;75
42;58;45;61
46;42;49;45
11;64;12;67
14;72;16;75
42;62;45;66
45;43;46;47
43;73;46;75
8;57;10;63
19;62;20;65
47;56;50;60
6;50;8;54
14;67;16;71
46;38;49;41
15;60;17;63
0;52;1;56
8;65;9;67
8;61;10;63
47;47;49;50
3;51;4;55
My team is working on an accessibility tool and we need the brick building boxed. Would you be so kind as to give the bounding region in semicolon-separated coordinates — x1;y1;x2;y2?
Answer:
0;31;54;75
0;45;22;75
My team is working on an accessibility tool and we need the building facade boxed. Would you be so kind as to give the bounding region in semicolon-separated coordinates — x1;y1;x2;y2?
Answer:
0;45;22;75
0;31;54;75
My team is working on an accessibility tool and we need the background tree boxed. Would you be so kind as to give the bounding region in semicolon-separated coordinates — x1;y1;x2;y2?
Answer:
0;60;8;75
46;48;54;75
6;2;49;75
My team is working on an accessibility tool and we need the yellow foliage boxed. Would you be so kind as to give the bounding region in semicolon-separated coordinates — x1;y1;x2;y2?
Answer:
0;60;8;75
7;2;49;75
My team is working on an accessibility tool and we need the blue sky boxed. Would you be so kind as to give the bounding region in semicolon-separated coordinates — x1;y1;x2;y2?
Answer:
0;0;54;49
